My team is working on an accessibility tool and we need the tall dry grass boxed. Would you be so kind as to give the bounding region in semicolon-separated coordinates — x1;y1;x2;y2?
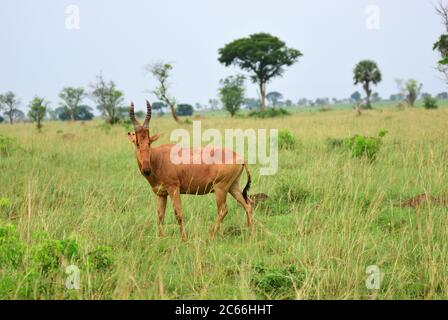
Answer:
0;107;448;299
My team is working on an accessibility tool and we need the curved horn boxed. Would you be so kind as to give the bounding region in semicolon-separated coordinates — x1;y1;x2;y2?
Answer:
129;102;141;130
142;100;152;129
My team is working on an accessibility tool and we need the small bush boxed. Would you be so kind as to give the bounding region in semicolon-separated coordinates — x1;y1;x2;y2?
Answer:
32;236;81;273
248;108;290;118
344;130;388;160
60;239;80;261
423;96;438;109
0;224;24;268
0;223;115;299
33;239;65;273
0;197;10;209
378;129;388;138
278;129;296;150
0;135;19;157
345;135;380;160
33;238;80;273
88;245;114;270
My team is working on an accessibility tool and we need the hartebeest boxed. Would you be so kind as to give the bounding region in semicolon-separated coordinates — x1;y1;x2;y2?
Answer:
128;101;253;241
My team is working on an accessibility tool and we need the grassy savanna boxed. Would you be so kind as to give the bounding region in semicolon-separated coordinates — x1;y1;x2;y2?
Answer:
1;106;448;299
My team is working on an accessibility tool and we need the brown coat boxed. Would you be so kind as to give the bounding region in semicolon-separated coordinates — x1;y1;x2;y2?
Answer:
128;101;253;241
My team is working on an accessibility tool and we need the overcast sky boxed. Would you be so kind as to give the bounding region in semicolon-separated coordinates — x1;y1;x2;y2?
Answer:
0;0;446;112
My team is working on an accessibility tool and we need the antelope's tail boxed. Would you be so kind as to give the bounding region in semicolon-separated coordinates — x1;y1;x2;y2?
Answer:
242;163;252;204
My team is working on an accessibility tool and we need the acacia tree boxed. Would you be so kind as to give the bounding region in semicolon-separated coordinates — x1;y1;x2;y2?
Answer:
54;105;94;121
397;79;423;107
434;3;448;84
219;75;245;117
152;101;167;115
353;60;382;109
28;97;48;130
0;91;21;124
90;74;124;124
59;87;86;121
266;91;283;108
147;62;179;122
218;33;302;111
176;104;194;116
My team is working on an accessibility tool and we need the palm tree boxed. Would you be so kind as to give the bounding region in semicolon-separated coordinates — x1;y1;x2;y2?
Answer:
353;60;382;109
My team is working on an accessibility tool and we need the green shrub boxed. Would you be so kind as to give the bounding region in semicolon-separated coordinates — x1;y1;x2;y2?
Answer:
88;245;114;270
378;129;388;138
33;239;64;273
344;129;388;160
60;239;80;261
345;135;380;160
248;108;290;118
0;224;114;299
0;273;18;298
423;96;438;109
0;197;10;209
0;224;24;267
278;129;296;150
33;237;81;273
0;135;19;157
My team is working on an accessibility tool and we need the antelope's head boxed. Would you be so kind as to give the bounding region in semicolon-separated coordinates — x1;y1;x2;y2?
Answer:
128;100;160;177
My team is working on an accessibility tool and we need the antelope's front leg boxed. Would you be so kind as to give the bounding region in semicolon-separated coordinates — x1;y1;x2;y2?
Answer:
156;195;167;237
168;188;188;242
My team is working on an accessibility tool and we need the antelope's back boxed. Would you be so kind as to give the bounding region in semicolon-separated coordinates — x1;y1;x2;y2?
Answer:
157;145;245;194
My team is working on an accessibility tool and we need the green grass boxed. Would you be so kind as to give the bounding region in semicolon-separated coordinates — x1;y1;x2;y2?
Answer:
1;106;448;299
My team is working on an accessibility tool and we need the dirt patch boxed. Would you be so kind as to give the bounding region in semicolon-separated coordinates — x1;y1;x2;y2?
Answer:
399;194;448;208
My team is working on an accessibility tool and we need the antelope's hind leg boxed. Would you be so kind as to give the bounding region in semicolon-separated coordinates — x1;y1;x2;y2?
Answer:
229;184;253;228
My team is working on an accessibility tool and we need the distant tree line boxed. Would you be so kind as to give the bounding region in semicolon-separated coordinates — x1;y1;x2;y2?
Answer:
3;17;448;126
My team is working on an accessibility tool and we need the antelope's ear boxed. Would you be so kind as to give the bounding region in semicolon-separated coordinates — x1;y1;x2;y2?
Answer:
127;132;136;144
149;132;160;143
